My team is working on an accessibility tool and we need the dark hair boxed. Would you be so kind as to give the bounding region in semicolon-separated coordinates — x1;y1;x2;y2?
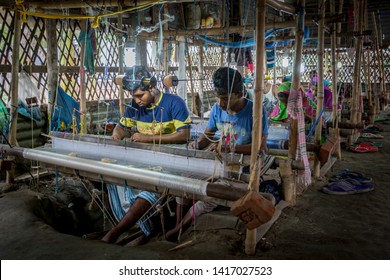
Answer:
122;65;152;91
212;67;243;96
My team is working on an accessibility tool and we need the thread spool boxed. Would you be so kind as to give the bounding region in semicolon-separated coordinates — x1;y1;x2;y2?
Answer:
163;75;179;87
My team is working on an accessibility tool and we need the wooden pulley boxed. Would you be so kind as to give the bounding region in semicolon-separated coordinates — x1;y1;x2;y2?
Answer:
114;75;125;86
163;75;179;87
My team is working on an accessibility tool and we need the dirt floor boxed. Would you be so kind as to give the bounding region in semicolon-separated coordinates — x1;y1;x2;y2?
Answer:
1;111;390;260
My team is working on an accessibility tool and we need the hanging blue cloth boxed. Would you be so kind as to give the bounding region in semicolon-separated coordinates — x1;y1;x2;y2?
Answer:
51;87;80;132
195;27;310;49
195;29;280;48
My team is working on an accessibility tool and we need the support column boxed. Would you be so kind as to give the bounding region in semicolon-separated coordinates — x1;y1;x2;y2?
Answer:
350;0;363;125
177;41;187;102
313;0;325;178
245;0;266;256
118;4;125;117
198;45;205;118
330;0;341;160
45;18;59;129
7;10;22;183
79;19;87;134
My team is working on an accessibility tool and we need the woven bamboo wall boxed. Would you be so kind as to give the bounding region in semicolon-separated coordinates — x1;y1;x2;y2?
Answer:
1;8;389;109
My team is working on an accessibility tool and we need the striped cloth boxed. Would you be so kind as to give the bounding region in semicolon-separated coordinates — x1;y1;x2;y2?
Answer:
107;184;160;237
287;87;312;186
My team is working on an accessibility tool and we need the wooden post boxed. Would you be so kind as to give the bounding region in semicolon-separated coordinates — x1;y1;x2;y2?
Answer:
279;159;296;205
366;50;376;125
377;11;387;98
287;0;305;198
136;40;147;66
45;18;59;128
220;46;224;67
118;4;125;117
350;0;363;125
313;0;325;178
186;43;199;116
6;10;22;184
336;0;344;46
79;19;87;134
372;12;385;111
177;41;187;102
245;0;266;256
198;45;205;118
163;4;169;75
330;0;341;160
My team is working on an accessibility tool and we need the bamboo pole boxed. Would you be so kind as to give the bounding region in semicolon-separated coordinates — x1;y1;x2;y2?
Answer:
163;4;169;75
6;10;22;184
186;43;199;116
177;42;187;102
45;18;59;127
377;7;386;96
330;0;337;126
330;0;341;160
336;0;344;46
350;0;363;125
286;0;305;202
220;46;224;66
79;19;87;134
198;45;205;118
136;40;148;66
377;14;388;96
245;0;266;256
372;12;385;111
0;65;217;74
372;58;379;113
118;4;125;117
313;0;325;179
361;2;374;124
160;19;319;38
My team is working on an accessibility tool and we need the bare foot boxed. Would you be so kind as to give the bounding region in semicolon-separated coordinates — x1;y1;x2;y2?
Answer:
101;230;119;243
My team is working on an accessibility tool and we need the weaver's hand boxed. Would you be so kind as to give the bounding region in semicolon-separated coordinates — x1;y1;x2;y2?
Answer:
188;141;196;149
131;133;151;143
111;134;122;140
209;143;232;153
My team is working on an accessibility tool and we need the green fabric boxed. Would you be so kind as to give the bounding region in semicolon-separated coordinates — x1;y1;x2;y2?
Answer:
277;81;292;94
78;30;95;75
307;95;317;110
0;101;9;132
270;101;288;121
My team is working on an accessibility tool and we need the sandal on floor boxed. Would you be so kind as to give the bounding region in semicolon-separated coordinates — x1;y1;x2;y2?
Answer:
329;169;373;183
362;125;383;134
323;179;375;195
360;133;384;139
353;140;382;148
349;142;379;153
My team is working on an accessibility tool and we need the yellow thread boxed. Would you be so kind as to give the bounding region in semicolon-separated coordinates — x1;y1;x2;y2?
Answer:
91;16;99;29
15;0;27;23
15;0;163;27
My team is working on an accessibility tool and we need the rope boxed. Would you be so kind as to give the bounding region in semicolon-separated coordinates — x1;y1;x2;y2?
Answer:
79;178;117;227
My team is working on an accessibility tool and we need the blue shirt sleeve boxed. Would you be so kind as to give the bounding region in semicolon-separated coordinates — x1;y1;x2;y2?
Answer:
262;104;269;135
207;103;219;131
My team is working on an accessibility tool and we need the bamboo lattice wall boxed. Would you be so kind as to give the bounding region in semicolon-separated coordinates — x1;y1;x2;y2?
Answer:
1;8;389;109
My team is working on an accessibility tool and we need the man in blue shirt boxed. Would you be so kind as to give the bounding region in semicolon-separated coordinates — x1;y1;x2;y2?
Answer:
191;67;269;153
165;67;269;241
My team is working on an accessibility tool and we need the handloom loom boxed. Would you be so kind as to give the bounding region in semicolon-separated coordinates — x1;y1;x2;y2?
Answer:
2;131;266;206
